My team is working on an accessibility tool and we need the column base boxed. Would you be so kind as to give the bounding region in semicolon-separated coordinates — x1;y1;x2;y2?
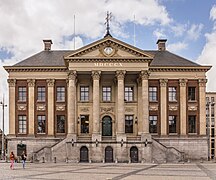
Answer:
116;133;126;142
141;133;152;142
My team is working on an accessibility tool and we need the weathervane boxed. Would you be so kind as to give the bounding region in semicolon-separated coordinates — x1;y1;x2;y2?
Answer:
104;11;112;37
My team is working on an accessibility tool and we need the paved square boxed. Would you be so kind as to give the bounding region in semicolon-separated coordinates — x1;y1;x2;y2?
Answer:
1;162;216;180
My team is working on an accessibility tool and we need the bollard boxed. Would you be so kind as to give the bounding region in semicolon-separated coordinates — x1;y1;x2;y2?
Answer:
66;157;68;163
54;157;56;163
42;157;45;163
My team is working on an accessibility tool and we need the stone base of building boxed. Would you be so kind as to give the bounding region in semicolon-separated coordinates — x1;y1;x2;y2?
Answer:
6;135;208;163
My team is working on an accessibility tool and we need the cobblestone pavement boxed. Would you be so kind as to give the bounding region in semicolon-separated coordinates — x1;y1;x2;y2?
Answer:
1;162;216;180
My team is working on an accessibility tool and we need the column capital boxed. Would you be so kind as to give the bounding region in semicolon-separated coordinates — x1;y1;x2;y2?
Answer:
27;79;35;87
67;70;77;80
198;79;207;87
46;79;55;87
159;79;168;87
179;79;188;87
91;70;101;80
116;70;126;80
7;79;16;87
139;70;150;80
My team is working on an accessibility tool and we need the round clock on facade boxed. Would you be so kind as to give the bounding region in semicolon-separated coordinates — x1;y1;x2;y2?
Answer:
104;46;113;55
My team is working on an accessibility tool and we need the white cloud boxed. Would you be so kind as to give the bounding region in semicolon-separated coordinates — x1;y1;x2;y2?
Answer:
187;24;204;41
197;5;216;91
171;23;186;37
153;28;167;39
167;42;188;53
197;31;216;91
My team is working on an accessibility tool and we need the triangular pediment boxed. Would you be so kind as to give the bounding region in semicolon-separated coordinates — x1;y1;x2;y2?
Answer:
64;36;153;60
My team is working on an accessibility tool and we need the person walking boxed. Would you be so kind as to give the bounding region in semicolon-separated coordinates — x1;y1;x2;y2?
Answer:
21;151;27;169
9;151;15;170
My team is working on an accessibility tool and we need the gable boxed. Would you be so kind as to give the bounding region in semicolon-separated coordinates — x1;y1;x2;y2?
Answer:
64;36;153;59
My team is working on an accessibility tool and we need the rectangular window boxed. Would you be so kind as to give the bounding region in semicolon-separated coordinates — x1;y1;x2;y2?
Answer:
149;87;157;101
125;115;133;133
149;115;157;133
188;115;196;133
80;115;89;133
169;87;177;101
80;86;89;101
125;86;134;102
57;115;65;133
57;87;65;102
169;115;177;133
37;115;46;133
18;87;26;101
211;104;215;117
18;115;26;133
102;86;111;101
37;87;46;101
188;87;196;101
211;97;215;103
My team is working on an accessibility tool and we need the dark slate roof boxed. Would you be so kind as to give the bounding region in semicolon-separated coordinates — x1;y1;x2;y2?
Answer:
145;50;200;67
13;49;200;67
14;50;73;67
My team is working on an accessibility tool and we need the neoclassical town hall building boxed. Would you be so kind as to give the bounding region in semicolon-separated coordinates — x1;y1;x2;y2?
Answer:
4;34;211;163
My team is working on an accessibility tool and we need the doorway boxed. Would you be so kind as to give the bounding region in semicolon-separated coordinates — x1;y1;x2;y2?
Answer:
102;116;112;136
105;146;113;163
80;146;89;162
130;146;138;163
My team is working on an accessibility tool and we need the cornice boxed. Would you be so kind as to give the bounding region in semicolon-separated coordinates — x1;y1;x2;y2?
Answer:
150;66;211;72
4;66;67;72
65;57;152;63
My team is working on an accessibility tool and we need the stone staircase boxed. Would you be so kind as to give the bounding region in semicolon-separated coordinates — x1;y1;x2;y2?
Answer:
151;138;185;163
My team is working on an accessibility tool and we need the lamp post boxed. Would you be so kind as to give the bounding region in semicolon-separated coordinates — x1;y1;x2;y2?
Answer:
0;96;7;160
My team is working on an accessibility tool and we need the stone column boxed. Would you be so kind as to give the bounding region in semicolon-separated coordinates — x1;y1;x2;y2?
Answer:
27;79;35;136
47;79;55;136
199;79;207;135
179;79;187;135
67;70;77;136
116;70;126;135
140;70;150;134
92;71;101;136
7;79;16;136
160;79;168;136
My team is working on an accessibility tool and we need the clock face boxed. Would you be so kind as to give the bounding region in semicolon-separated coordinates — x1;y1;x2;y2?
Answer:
104;46;113;55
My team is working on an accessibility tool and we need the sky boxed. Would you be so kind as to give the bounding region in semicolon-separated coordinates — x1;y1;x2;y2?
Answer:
0;0;216;134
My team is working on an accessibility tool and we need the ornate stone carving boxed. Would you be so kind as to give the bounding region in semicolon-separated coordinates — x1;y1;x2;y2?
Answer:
149;105;159;111
17;104;27;111
168;105;178;111
139;70;150;80
46;79;55;87
27;79;35;87
188;105;197;111
198;79;207;87
159;79;168;87
91;70;101;80
125;107;134;112
56;104;65;111
80;107;89;112
116;70;126;80
67;70;77;80
100;107;114;113
37;104;46;111
179;79;188;87
7;79;16;87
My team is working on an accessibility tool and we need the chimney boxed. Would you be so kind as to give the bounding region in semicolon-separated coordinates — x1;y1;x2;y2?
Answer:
156;39;167;51
43;40;53;51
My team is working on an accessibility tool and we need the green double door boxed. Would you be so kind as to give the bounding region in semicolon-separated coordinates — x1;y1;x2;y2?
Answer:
102;116;112;136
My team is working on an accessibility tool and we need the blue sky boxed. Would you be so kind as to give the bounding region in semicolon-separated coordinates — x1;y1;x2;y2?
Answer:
0;0;216;133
